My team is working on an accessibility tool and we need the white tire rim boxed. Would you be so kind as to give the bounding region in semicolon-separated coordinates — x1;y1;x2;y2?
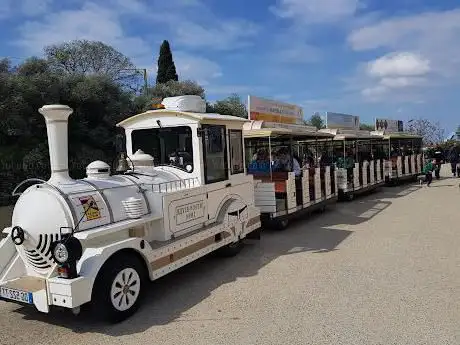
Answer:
110;268;141;312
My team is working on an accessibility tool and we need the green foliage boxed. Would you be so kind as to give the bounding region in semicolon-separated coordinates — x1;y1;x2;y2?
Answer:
156;40;178;84
149;79;204;99
44;40;136;80
0;56;139;205
360;123;374;131
208;94;248;118
133;80;206;112
305;112;325;129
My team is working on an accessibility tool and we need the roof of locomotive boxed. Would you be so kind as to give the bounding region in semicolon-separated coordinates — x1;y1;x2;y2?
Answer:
116;109;248;128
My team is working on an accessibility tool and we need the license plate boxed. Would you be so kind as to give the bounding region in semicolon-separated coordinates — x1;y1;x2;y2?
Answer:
0;286;33;304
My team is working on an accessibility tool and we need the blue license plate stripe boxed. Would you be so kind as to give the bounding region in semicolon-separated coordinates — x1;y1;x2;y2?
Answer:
0;287;33;304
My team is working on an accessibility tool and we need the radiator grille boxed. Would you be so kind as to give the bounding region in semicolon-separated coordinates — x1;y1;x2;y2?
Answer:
24;233;60;269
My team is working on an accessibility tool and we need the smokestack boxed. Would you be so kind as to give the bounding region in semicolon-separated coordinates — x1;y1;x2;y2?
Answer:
38;104;74;184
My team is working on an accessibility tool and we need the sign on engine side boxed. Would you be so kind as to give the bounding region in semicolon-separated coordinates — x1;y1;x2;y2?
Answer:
175;201;204;225
79;195;101;221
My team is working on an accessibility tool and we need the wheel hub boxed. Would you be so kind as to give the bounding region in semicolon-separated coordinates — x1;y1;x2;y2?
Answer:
110;268;141;312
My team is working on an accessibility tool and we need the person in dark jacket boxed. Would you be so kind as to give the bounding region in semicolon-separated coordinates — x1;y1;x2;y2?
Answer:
447;145;459;177
433;151;444;179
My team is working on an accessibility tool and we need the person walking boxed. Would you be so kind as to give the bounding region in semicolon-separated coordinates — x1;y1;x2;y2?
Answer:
422;159;435;187
448;145;459;177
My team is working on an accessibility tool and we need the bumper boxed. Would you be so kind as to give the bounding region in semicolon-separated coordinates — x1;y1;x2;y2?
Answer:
0;275;91;313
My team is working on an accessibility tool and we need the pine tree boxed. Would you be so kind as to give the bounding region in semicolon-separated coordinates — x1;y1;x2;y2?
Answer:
156;40;178;84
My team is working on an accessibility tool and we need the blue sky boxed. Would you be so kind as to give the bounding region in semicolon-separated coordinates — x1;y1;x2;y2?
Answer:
1;0;460;133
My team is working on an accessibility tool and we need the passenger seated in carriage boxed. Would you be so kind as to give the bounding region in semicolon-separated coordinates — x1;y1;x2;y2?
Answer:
302;149;315;169
248;148;271;174
273;147;301;177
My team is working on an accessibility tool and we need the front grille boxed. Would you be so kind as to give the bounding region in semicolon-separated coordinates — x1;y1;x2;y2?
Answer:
24;233;60;269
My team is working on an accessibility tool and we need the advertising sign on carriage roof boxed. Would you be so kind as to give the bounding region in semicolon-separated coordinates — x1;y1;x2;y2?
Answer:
325;112;360;130
247;95;303;125
374;118;404;133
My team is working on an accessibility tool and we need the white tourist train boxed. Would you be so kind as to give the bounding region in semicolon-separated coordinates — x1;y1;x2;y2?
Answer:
0;95;424;323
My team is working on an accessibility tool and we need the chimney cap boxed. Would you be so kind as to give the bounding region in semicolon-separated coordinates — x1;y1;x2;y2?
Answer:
39;104;73;121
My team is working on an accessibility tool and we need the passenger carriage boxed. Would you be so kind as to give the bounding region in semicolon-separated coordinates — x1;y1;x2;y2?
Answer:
0;96;261;323
370;131;423;184
318;128;386;201
243;121;338;230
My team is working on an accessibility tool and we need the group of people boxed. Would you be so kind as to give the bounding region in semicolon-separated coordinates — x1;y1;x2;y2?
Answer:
421;145;460;186
249;147;302;176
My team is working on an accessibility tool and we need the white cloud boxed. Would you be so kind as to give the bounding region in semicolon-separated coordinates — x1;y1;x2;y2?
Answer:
270;0;361;23
13;0;225;85
148;1;260;51
348;9;460;77
367;52;430;78
15;2;149;56
174;53;222;85
347;9;460;101
172;19;259;50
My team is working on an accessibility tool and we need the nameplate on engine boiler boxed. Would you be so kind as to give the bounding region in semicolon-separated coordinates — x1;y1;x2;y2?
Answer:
175;201;205;225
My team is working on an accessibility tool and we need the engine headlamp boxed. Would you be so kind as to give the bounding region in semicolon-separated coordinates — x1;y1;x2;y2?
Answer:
51;236;83;265
53;242;69;264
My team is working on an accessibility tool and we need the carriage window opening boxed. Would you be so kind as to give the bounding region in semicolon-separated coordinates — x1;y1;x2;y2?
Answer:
202;125;228;184
131;126;193;172
229;130;244;174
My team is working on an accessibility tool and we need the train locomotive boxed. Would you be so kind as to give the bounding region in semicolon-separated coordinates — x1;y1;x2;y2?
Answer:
0;97;262;322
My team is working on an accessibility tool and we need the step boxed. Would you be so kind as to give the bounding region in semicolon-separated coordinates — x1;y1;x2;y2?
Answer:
1;276;46;292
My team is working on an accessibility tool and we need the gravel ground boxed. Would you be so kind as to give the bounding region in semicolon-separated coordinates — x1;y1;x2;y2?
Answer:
0;169;459;345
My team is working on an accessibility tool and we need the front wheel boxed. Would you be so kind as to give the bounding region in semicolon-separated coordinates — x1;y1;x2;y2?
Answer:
92;255;147;323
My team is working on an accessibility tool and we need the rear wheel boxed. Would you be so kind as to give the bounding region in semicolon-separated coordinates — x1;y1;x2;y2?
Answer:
92;254;147;323
273;218;289;231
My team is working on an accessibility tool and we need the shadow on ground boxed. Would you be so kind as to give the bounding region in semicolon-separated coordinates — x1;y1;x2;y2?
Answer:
11;182;423;335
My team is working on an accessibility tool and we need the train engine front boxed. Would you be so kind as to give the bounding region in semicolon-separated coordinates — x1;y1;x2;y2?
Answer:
0;104;158;318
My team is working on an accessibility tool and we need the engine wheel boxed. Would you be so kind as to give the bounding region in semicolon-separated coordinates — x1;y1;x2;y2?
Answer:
92;254;146;323
216;239;243;257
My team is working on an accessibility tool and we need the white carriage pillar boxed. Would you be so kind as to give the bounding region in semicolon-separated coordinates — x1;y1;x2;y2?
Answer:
38;104;74;184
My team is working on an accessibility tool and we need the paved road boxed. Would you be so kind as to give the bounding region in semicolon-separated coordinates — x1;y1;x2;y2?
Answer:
1;173;459;345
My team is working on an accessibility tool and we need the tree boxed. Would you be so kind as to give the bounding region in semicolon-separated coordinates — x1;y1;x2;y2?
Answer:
305;112;325;129
0;56;139;206
209;94;248;118
133;80;206;112
156;40;178;84
44;40;138;83
360;123;374;131
406;118;445;145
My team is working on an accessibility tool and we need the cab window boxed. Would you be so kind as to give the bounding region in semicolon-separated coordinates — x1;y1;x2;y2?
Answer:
229;129;244;174
202;125;228;184
131;126;193;172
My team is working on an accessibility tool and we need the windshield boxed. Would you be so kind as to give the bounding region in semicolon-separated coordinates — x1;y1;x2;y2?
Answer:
131;126;194;172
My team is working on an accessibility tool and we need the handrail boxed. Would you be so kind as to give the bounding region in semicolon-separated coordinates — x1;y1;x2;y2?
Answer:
12;178;48;196
12;175;200;199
